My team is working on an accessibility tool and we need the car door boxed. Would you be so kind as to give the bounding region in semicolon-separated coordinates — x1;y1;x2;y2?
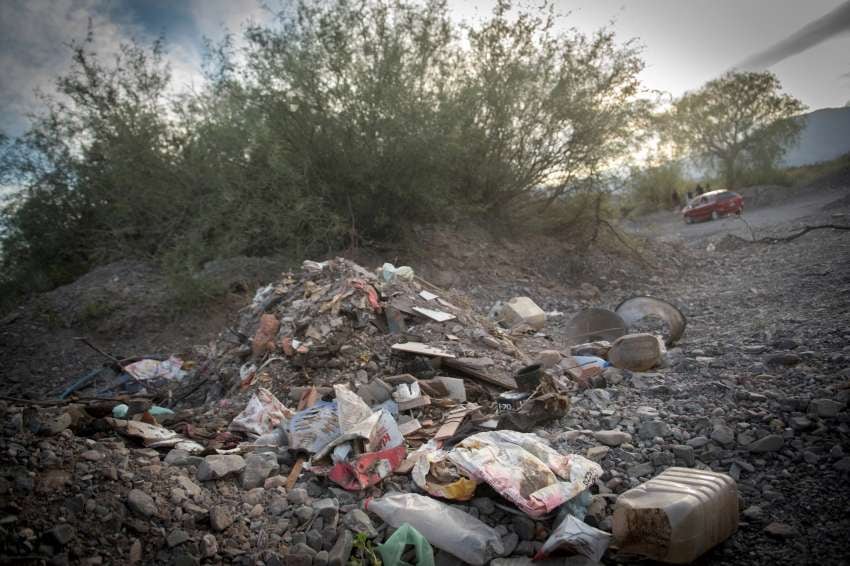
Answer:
690;196;713;219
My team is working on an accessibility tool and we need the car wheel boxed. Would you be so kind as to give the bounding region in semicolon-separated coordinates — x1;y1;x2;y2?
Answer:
711;211;719;221
684;216;692;224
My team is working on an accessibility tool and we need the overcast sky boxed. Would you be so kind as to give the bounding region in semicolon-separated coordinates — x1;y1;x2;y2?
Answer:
1;0;848;138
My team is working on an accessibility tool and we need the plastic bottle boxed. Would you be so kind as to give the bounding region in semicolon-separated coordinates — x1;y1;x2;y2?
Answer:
613;467;738;563
365;493;504;565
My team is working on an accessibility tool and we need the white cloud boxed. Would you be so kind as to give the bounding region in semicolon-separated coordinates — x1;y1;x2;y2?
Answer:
0;0;153;135
188;0;269;39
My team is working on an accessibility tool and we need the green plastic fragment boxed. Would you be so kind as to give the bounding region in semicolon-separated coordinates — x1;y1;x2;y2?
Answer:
376;523;435;566
148;406;175;416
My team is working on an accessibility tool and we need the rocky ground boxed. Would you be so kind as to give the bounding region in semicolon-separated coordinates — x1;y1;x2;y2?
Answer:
0;190;848;565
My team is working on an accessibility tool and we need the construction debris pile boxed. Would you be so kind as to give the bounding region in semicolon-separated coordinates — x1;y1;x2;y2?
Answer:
184;258;530;404
1;257;748;566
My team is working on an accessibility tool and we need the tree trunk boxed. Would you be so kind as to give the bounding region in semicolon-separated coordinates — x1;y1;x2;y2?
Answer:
723;156;737;189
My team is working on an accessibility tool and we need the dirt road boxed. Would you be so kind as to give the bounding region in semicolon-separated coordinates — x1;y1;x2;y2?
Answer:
624;186;850;246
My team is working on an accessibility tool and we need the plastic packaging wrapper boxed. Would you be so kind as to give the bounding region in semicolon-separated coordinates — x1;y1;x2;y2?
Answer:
289;400;340;453
327;409;405;490
334;384;373;431
448;431;602;518
123;356;186;383
366;493;504;566
104;418;203;453
350;279;382;312
148;406;174;416
381;263;415;283
534;515;610;562
377;523;435;566
571;356;610;370
251;284;275;308
228;388;292;437
314;394;399;461
412;448;478;501
393;382;422;403
328;443;406;490
302;260;328;273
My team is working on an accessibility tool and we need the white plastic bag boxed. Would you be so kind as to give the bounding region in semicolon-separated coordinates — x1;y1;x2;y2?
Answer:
367;493;504;565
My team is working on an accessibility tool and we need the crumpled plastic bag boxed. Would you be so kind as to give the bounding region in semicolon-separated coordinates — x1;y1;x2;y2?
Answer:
228;387;292;437
535;515;611;562
381;263;415;283
124;356;186;383
377;523;435;566
448;430;602;518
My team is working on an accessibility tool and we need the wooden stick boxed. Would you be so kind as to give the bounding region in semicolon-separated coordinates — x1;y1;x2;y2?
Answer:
73;337;122;365
0;394;152;406
755;224;850;243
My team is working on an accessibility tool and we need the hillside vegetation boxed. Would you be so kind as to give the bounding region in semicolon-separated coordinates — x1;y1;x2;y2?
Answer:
1;0;816;311
0;0;651;310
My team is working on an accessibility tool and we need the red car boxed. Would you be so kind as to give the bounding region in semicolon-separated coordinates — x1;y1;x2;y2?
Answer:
682;190;744;223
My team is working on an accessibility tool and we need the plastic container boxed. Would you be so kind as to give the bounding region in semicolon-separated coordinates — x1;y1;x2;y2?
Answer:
365;493;504;565
515;363;543;392
613;467;738;563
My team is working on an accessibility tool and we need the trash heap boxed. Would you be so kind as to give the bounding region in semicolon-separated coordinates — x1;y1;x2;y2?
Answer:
200;258;530;402
6;257;744;565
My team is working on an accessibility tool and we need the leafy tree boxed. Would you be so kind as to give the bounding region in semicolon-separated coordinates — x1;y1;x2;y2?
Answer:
664;71;805;189
1;0;652;307
626;159;688;214
448;0;651;213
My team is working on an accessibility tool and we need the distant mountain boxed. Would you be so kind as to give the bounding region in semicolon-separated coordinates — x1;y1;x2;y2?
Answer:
783;106;850;167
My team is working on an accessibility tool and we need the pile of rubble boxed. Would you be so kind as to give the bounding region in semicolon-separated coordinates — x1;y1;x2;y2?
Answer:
0;257;744;565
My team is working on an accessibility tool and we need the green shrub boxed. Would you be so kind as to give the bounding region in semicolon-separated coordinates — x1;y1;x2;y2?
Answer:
1;0;651;304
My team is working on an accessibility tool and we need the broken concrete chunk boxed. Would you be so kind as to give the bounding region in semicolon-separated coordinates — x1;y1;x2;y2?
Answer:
241;452;280;489
197;455;246;481
434;376;466;401
501;297;545;330
535;350;562;369
356;378;393;406
608;333;662;372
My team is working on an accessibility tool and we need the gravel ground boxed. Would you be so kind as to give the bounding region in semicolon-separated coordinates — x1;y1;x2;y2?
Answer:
0;196;847;565
542;209;850;565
